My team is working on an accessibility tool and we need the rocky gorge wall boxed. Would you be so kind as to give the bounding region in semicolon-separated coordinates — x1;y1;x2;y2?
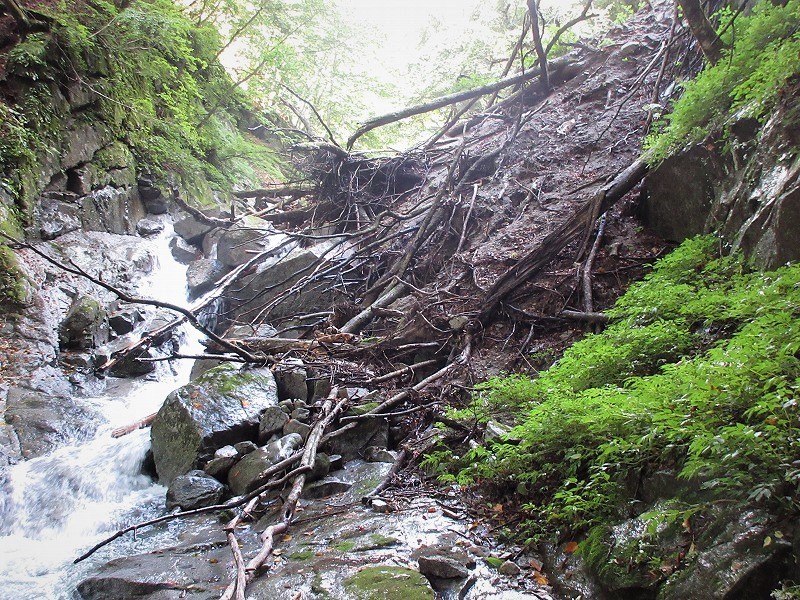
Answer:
643;81;800;268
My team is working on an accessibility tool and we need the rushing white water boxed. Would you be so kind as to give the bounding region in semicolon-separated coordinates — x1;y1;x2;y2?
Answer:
0;219;203;599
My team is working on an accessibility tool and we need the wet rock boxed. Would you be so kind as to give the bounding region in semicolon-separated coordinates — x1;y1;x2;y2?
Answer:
150;363;279;484
136;218;164;236
304;478;353;499
485;420;517;443
227;433;303;495
417;551;471;579
283;418;311;442
226;238;350;322
323;416;388;461
76;515;229;600
234;440;258;456
499;561;521;576
203;445;238;479
169;236;198;263
36;195;81;240
108;308;143;336
59;294;108;350
137;178;169;214
258;405;289;443
274;358;309;402
185;258;225;298
95;338;156;377
189;358;223;381
216;222;277;267
364;446;396;463
80;186;145;235
371;498;390;513
174;213;216;246
4;388;101;458
291;407;311;422
344;566;434;600
308;453;331;482
659;509;793;600
166;470;225;510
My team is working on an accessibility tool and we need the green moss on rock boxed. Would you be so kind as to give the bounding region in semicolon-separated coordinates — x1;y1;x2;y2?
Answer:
344;566;434;600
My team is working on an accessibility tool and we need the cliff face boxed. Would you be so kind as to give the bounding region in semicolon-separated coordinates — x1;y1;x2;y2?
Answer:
643;80;800;269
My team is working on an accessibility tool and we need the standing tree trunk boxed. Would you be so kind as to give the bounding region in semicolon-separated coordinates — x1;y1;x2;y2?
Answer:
676;0;724;65
527;0;550;91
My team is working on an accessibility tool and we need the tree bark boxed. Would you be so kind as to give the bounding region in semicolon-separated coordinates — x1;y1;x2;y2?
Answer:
676;0;724;65
527;0;550;91
346;56;574;149
1;0;32;30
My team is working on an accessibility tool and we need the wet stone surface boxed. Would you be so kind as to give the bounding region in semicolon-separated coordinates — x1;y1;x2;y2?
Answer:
78;461;555;600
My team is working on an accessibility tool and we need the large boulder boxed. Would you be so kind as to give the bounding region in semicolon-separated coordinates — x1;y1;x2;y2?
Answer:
150;363;279;484
166;470;226;510
186;258;226;299
216;222;282;267
59;294;108;351
4;388;102;459
80;186;146;235
226;238;350;322
227;433;303;495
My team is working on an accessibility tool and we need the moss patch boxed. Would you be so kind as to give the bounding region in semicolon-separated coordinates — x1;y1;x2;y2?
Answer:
344;566;433;600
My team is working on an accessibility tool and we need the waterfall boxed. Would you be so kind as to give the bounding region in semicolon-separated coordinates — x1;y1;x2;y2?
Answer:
0;219;203;599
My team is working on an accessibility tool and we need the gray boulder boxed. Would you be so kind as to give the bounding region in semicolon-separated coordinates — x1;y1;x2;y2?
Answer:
4;389;101;459
258;406;289;443
174;214;216;246
185;259;226;299
274;358;309;402
59;294;108;350
227;433;303;495
216;224;275;267
166;470;225;510
203;445;238;479
150;363;279;484
169;236;198;263
136;218;164;236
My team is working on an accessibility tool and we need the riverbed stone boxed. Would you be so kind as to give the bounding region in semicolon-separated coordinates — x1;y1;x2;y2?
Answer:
417;551;471;579
216;223;273;267
4;388;102;458
174;214;215;246
283;418;311;442
108;308;143;336
166;470;225;510
203;445;238;478
344;566;434;600
150;363;279;484
274;358;309;402
257;405;289;443
136;218;164;236
59;294;108;350
227;433;303;495
185;258;226;298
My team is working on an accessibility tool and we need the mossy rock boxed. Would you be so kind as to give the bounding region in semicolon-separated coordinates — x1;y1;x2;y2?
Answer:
344;566;434;600
0;246;31;308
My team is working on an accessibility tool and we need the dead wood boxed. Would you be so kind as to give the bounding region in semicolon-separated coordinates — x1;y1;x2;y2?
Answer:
560;309;609;323
73;454;307;564
110;413;157;438
362;448;408;503
346;56;575;149
219;392;348;599
527;0;550;91
233;186;314;200
581;213;606;314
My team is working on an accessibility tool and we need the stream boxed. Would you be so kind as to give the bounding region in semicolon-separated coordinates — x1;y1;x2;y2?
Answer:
0;220;201;599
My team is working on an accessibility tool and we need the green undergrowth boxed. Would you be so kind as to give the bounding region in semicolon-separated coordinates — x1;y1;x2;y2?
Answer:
645;0;800;163
0;0;284;219
424;236;800;543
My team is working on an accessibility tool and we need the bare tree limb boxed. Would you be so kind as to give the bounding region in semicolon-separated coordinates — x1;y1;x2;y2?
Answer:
346;56;574;149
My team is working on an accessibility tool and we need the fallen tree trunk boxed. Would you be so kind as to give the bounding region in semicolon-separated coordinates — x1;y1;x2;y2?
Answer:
346;56;575;149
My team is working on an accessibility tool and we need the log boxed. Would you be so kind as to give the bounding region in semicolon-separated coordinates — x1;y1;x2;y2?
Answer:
346;56;575;149
110;413;157;438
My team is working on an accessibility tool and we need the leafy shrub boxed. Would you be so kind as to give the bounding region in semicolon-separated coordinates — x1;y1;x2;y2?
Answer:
646;0;800;163
430;236;800;542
